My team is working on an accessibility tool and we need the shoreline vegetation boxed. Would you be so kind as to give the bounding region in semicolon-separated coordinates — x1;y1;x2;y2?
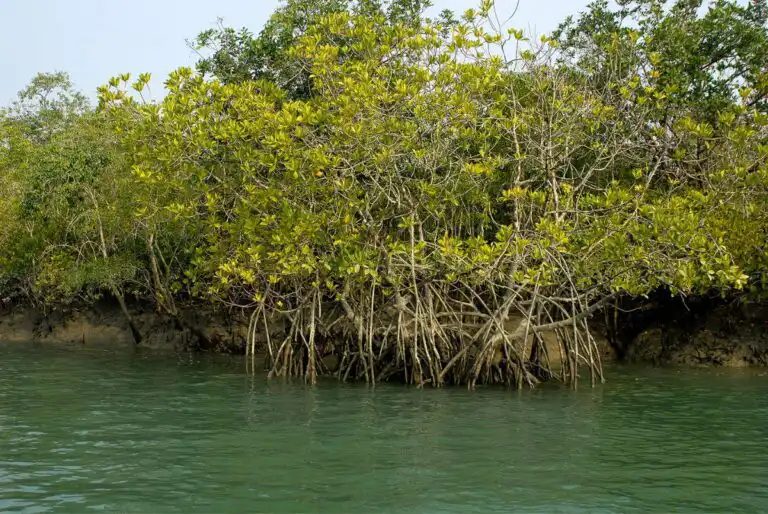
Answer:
1;0;767;388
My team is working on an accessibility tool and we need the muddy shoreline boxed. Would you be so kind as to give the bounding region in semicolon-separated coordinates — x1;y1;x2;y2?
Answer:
0;299;247;353
2;296;767;370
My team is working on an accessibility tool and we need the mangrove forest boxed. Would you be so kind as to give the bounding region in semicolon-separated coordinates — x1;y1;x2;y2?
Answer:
1;0;767;388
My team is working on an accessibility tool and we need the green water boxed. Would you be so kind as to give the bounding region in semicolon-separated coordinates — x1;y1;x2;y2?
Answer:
1;344;767;513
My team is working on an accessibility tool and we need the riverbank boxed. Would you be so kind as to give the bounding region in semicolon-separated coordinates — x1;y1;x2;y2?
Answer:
0;299;606;372
0;299;246;353
615;296;768;367
2;296;767;373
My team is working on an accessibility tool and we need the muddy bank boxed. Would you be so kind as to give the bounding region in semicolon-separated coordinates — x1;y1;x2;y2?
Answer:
0;298;615;367
0;299;248;353
0;298;614;366
2;295;766;370
608;296;768;367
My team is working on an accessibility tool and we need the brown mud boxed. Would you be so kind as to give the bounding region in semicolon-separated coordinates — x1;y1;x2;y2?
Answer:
2;295;766;371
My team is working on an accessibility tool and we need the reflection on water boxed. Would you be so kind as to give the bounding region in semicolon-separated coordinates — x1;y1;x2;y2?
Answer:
1;343;767;513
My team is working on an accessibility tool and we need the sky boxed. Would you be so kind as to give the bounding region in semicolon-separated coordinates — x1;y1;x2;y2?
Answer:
1;0;593;105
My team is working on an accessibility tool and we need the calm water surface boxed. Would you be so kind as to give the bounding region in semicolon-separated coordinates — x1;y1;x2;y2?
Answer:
1;343;767;513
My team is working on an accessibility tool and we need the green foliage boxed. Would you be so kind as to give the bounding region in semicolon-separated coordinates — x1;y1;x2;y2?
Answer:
0;77;144;305
554;0;768;118
192;0;447;98
2;72;89;144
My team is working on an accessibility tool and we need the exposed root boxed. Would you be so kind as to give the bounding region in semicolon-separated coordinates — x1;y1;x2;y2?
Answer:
243;276;608;389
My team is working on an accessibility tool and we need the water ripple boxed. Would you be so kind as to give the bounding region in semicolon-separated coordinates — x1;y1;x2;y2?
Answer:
1;346;768;512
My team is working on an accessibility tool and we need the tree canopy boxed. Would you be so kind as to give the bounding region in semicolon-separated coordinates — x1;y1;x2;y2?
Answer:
192;0;451;97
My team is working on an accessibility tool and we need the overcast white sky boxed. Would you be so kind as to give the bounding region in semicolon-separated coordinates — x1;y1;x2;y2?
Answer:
1;0;594;104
